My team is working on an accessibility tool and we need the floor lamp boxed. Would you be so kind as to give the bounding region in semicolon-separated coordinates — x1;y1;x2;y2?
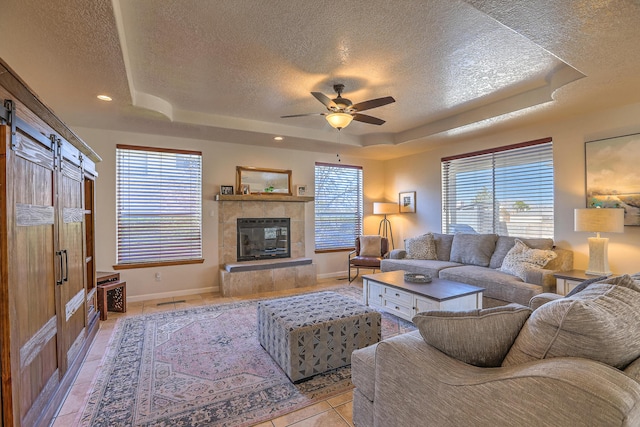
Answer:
374;202;397;249
574;208;625;276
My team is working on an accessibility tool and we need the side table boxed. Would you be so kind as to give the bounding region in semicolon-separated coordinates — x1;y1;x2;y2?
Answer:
96;271;127;320
554;269;608;296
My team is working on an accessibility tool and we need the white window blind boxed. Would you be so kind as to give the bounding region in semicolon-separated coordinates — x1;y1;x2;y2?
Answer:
442;138;554;238
315;163;363;251
116;145;203;265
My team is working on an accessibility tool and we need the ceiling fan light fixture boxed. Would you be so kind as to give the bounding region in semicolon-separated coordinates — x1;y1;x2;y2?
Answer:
326;112;353;130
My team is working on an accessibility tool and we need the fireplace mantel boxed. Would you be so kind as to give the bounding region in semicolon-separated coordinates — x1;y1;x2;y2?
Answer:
215;194;314;202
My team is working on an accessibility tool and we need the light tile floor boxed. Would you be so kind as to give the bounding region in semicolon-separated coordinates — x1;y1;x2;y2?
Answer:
53;277;361;427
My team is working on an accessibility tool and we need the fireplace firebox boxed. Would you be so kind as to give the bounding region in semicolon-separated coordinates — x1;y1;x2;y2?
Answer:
237;218;290;261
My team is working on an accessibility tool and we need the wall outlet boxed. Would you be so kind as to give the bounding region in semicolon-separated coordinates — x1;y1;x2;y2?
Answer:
155;272;161;281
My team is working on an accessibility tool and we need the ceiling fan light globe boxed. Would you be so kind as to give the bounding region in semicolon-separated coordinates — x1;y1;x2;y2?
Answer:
326;112;353;130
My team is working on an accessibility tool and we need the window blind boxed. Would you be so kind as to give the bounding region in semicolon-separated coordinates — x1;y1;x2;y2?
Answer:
116;145;203;265
314;163;363;251
442;139;554;238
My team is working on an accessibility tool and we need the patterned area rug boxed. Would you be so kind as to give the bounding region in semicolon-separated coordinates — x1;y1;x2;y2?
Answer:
80;286;415;426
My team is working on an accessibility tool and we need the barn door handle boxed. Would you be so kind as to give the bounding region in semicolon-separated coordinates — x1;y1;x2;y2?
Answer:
62;249;69;283
56;251;63;285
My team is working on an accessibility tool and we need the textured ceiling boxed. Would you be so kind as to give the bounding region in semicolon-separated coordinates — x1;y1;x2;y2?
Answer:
1;0;640;159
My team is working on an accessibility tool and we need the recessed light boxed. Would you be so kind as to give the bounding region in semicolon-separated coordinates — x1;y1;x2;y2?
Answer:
274;136;284;141
97;95;112;101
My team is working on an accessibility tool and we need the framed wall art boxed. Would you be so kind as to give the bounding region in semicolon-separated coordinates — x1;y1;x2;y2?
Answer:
586;133;640;225
399;191;416;213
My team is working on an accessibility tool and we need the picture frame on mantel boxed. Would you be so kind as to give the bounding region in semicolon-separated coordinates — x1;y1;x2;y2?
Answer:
295;185;308;196
220;185;234;195
586;133;640;225
399;191;416;213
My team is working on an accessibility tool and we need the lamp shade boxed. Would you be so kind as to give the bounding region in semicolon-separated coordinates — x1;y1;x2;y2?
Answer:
374;202;398;215
574;208;625;233
325;112;353;130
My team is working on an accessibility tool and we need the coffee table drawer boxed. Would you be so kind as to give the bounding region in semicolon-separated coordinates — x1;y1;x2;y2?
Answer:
382;299;414;319
383;287;413;305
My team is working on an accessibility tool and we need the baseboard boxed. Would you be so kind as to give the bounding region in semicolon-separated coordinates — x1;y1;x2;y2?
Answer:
127;286;219;303
318;271;349;280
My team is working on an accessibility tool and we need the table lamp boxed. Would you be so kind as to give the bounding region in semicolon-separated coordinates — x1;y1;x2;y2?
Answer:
374;202;397;249
574;208;624;276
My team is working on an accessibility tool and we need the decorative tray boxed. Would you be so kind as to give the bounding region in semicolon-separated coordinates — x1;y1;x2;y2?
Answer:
404;273;432;284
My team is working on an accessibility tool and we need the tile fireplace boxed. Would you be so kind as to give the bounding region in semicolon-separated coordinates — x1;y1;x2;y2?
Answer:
217;196;316;296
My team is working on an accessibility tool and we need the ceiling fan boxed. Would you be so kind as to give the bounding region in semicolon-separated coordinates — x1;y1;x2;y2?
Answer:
281;84;395;130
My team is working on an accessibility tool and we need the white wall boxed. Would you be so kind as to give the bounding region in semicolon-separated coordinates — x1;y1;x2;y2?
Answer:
385;101;640;275
77;127;385;300
79;100;640;300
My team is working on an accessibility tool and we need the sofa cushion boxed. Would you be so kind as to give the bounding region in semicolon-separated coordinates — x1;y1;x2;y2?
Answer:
381;258;462;278
405;233;436;260
624;357;640;383
499;239;557;281
432;233;454;261
360;235;382;257
439;265;544;306
490;236;554;269
413;304;531;367
449;233;498;267
502;278;640;369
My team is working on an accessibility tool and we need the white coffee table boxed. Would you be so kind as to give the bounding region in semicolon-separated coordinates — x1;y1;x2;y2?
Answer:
362;270;484;322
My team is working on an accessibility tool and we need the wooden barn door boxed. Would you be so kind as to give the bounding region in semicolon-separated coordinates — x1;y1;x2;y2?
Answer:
1;119;62;427
55;138;88;373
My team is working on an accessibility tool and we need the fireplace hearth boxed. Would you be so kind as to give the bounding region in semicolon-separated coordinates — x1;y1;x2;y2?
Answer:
237;218;290;261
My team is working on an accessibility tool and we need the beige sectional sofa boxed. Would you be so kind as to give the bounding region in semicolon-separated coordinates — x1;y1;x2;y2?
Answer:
352;274;640;426
381;233;573;305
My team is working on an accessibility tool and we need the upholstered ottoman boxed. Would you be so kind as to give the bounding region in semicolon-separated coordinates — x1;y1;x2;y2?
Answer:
257;291;381;382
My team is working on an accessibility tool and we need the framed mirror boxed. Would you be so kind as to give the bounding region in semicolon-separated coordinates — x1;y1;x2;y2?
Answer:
236;166;292;195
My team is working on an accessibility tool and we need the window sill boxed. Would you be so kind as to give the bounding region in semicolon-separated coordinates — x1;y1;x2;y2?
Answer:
315;248;355;254
113;258;205;270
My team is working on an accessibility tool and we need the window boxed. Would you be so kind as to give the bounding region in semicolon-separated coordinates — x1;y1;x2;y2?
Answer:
441;138;554;238
116;145;203;267
314;163;363;251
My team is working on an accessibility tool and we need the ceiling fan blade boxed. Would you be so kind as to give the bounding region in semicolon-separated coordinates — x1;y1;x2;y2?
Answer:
351;96;395;112
311;92;337;109
352;113;385;125
280;112;325;118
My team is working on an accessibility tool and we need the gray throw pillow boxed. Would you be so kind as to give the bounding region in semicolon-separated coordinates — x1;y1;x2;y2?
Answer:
413;304;532;367
567;273;640;297
449;233;498;267
502;279;640;369
405;233;436;260
432;233;454;261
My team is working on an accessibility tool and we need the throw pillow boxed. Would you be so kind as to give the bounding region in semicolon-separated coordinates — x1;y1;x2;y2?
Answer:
405;233;437;260
413;304;532;367
449;233;498;267
502;280;640;369
499;239;557;281
489;236;554;269
359;235;382;257
566;273;639;297
432;233;454;261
